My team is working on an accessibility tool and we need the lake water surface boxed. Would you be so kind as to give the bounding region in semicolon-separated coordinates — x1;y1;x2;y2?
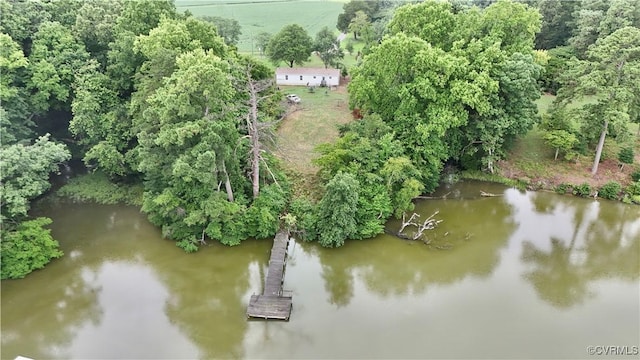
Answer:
2;181;638;359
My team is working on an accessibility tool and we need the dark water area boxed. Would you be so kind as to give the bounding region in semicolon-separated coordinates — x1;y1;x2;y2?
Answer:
2;181;638;359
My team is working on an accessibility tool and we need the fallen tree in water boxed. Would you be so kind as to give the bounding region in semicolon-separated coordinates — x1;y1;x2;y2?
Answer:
415;191;451;200
385;211;442;244
480;191;502;197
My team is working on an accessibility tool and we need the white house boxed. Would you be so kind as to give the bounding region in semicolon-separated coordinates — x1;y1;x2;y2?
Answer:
275;67;340;87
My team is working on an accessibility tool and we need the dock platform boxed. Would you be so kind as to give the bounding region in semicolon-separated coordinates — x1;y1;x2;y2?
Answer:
246;230;293;320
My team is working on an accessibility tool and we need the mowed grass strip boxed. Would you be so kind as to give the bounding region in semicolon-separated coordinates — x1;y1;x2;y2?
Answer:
175;0;346;52
274;85;352;174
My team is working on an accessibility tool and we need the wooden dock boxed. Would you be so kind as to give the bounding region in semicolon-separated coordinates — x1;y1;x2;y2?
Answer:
246;230;293;320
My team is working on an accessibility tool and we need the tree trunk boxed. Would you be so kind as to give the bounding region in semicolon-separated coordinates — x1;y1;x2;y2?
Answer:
353;32;357;40
554;148;559;161
250;95;260;199
289;60;294;68
221;160;234;202
245;68;266;199
487;148;494;174
591;119;608;175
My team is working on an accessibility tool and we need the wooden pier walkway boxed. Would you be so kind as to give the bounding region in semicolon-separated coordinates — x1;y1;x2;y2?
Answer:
246;230;293;320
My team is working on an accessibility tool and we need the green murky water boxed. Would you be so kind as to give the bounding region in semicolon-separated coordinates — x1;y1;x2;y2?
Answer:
2;181;639;359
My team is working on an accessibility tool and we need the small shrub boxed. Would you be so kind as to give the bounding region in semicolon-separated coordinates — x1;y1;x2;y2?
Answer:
288;197;318;242
631;169;640;182
618;147;634;168
625;181;640;196
176;239;198;253
341;65;348;78
555;183;571;194
572;182;591;197
598;181;621;200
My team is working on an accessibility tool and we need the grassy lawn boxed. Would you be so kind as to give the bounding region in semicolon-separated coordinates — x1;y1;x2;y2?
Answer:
274;84;351;176
175;0;346;53
502;94;640;188
535;93;598;115
535;94;555;115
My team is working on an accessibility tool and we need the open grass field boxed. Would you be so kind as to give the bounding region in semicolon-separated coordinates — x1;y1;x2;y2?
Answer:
175;0;346;53
274;84;351;175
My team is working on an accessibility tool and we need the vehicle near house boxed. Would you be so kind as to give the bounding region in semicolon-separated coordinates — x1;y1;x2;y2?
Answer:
286;94;301;103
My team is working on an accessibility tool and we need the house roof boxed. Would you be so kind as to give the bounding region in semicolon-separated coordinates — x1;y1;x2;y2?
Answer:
275;67;340;76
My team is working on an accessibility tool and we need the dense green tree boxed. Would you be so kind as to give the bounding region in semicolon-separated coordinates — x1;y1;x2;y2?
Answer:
314;26;344;68
313;115;421;241
0;135;70;279
0;134;71;220
0;0;51;53
456;51;542;173
380;157;423;217
597;0;640;38
348;10;370;40
539;46;575;94
352;0;541;177
73;0;124;66
131;15;226;112
349;33;494;189
70;60;134;178
569;1;607;56
0;32;32;143
557;27;640;175
112;15;228;177
534;0;578;49
106;0;177;94
1;218;63;279
27;21;89;114
544;130;578;161
387;1;458;51
315;172;360;248
72;15;222;180
337;0;375;33
136;49;247;247
568;0;639;57
44;0;83;28
476;0;541;55
266;24;312;68
254;31;271;56
200;16;241;46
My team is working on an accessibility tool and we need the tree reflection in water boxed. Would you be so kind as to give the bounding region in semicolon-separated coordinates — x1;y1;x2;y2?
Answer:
314;182;517;304
1;249;102;359
522;193;640;308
